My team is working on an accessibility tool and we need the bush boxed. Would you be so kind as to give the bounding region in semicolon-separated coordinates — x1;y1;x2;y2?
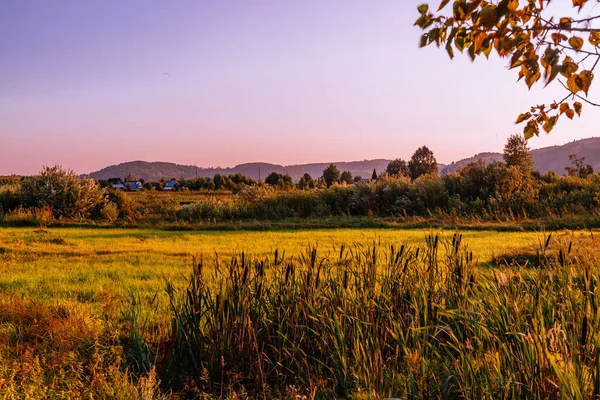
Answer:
0;185;21;212
19;166;105;219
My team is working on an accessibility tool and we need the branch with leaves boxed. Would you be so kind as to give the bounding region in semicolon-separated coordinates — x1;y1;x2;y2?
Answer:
415;0;600;138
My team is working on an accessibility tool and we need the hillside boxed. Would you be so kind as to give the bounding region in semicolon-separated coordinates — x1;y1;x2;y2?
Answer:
442;137;600;175
88;137;600;181
88;160;394;182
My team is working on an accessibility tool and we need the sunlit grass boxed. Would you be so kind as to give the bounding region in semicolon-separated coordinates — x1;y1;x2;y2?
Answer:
0;226;597;397
0;227;579;296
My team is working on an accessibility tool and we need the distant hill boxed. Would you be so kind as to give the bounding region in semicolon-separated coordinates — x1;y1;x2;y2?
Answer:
88;137;600;182
88;160;394;182
442;137;600;175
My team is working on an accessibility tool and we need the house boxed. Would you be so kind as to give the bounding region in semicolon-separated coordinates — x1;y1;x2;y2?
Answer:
163;181;178;191
107;178;125;190
124;180;144;191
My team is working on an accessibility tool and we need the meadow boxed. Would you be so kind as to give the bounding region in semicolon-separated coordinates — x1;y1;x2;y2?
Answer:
2;226;600;398
0;227;575;302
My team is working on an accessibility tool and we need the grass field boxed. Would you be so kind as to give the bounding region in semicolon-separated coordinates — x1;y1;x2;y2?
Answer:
0;227;583;300
1;226;598;398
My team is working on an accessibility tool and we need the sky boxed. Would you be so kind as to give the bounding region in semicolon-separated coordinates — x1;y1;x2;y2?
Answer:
1;0;599;175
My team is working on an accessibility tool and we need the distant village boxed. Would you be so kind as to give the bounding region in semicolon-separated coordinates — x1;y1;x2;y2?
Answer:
99;165;375;192
102;177;182;191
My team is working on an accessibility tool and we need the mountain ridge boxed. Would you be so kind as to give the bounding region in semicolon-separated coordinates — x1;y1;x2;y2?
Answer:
88;137;600;182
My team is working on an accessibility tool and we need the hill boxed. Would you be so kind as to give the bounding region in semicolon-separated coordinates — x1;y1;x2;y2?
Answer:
88;137;600;181
88;160;393;182
442;137;600;175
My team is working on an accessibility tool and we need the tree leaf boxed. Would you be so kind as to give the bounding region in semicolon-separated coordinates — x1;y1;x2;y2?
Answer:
543;116;558;133
567;74;583;93
515;112;531;124
438;0;451;11
573;101;583;116
446;42;455;59
417;4;429;15
580;70;594;96
572;0;588;11
559;103;570;115
589;31;600;47
559;18;572;30
507;0;519;12
523;121;538;139
565;108;575;119
569;36;584;51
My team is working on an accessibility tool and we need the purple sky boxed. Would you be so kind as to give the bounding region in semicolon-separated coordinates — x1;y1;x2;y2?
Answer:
1;0;599;175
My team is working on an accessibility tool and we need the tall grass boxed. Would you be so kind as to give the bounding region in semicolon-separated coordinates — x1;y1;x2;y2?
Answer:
157;233;600;398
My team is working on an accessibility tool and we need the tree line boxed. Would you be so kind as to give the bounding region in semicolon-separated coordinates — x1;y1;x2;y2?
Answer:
0;135;598;225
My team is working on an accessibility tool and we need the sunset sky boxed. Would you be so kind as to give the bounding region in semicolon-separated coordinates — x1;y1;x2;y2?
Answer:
1;0;599;175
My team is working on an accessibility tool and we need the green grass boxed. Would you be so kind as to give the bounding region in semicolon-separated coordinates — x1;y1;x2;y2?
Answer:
0;227;583;299
0;226;598;398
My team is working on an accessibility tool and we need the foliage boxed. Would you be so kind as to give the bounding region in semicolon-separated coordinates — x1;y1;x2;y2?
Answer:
322;164;341;187
566;153;594;177
6;226;598;397
386;158;410;177
408;145;438;180
415;0;600;137
504;133;535;171
162;232;600;398
19;166;105;219
340;170;354;184
371;168;378;180
265;172;293;188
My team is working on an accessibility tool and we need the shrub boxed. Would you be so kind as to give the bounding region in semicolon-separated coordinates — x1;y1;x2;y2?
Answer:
19;166;104;219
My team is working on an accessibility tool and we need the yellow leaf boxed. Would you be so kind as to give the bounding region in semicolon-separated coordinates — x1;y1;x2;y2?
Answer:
551;33;563;44
567;74;583;93
516;112;531;124
573;101;583;116
580;70;594;96
543;116;558;133
559;18;572;30
560;57;579;78
523;121;538;139
572;0;588;11
507;0;519;12
590;31;600;47
438;0;451;11
559;103;570;115
565;108;575;119
479;5;497;29
569;36;584;51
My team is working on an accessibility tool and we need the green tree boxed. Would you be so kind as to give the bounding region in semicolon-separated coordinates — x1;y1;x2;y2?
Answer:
297;173;316;189
265;172;282;186
297;176;308;190
386;158;410;177
322;164;341;187
20;165;105;219
565;154;594;178
408;146;438;181
340;171;353;184
503;134;534;172
371;169;378;180
143;182;153;190
415;1;599;138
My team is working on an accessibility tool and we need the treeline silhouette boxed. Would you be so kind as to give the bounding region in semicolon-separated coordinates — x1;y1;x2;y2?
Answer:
1;137;598;227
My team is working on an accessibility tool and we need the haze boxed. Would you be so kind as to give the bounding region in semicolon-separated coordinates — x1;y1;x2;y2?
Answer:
1;0;598;175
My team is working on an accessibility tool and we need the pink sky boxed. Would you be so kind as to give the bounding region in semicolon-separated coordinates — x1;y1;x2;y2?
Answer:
1;0;599;175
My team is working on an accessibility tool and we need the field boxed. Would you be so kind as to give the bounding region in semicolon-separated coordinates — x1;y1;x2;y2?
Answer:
1;227;599;398
0;227;577;300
